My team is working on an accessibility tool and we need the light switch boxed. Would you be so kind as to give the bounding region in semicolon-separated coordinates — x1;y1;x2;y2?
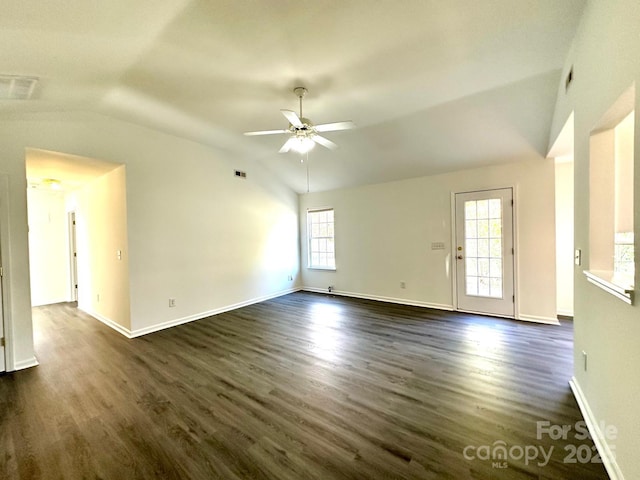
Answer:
574;249;581;266
117;249;122;260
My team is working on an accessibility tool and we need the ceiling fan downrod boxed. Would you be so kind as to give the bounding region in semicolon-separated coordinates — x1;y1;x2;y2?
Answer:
293;87;307;119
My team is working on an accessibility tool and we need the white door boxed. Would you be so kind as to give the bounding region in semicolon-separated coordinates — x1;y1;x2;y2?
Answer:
455;188;515;317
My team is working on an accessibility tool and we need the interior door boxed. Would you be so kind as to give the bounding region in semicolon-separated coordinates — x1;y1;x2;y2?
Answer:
455;188;515;317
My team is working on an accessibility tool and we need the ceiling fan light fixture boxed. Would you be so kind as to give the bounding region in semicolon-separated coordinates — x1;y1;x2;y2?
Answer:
244;86;355;153
291;136;315;154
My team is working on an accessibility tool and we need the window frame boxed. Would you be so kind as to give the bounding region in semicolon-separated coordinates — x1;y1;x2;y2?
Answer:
307;207;336;270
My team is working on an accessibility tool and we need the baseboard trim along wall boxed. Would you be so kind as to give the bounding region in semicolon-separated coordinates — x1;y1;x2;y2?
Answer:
79;307;134;338
82;287;302;339
570;377;624;480
302;287;455;311
14;356;40;371
31;297;70;308
517;314;561;325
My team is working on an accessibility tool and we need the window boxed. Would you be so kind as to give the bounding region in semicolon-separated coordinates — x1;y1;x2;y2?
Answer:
464;198;504;298
307;208;335;269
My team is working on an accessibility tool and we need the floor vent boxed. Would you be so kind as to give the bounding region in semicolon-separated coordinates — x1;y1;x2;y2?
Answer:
0;75;39;100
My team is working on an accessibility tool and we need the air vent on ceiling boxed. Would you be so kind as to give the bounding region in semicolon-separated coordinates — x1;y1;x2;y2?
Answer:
0;75;39;100
234;170;247;179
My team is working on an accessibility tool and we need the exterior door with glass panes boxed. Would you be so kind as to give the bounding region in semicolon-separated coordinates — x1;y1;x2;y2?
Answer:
455;188;514;317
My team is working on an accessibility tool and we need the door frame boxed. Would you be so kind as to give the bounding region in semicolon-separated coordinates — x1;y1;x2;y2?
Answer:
450;186;520;318
0;175;12;371
68;211;78;302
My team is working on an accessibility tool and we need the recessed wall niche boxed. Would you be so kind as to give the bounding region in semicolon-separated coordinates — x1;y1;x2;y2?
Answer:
587;85;635;301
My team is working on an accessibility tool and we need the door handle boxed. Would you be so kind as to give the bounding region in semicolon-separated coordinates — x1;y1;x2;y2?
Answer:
457;255;463;260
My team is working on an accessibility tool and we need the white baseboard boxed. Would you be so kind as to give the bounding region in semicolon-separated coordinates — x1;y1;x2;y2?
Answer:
129;287;302;338
302;287;454;312
13;356;39;371
557;309;574;317
517;314;560;325
79;288;302;339
570;377;624;480
79;307;134;338
31;298;69;307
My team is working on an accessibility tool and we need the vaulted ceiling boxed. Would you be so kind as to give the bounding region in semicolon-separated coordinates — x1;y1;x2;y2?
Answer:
2;0;585;192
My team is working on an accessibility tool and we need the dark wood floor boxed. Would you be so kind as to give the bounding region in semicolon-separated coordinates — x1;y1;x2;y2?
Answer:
1;292;608;479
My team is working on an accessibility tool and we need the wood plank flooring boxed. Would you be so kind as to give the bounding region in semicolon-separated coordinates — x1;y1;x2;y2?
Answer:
0;292;608;479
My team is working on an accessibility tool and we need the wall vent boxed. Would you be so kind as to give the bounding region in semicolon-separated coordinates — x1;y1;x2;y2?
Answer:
234;170;247;179
0;75;39;100
564;66;574;92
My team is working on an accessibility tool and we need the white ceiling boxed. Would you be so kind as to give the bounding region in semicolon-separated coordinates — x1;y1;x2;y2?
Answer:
2;0;585;193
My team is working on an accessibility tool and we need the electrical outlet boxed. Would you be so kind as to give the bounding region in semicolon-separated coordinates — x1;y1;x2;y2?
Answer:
328;285;334;293
582;350;587;371
97;293;100;302
287;275;293;281
400;281;406;289
169;298;176;308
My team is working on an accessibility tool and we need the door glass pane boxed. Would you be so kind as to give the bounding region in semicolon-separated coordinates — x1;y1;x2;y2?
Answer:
464;199;504;298
466;276;478;295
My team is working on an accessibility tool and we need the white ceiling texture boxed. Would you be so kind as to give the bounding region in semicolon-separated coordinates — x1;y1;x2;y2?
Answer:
2;0;585;193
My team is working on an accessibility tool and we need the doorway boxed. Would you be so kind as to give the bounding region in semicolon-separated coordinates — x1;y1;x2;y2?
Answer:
454;188;515;317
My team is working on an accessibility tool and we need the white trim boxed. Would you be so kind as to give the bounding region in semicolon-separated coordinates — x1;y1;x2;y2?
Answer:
584;270;633;304
303;287;454;311
516;314;560;325
81;288;302;339
450;192;458;310
570;377;625;480
130;287;302;337
556;309;574;317
79;307;134;338
13;356;39;371
512;184;520;318
0;174;15;372
31;298;72;308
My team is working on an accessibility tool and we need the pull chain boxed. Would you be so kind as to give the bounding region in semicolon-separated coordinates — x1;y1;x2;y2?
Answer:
306;152;310;193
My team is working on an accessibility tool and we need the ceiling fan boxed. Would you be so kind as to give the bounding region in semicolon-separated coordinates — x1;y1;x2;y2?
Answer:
244;87;356;154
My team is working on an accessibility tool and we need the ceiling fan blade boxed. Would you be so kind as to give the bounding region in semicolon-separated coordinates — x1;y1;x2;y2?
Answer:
244;129;289;136
279;137;296;153
281;109;304;128
314;121;356;132
312;135;338;150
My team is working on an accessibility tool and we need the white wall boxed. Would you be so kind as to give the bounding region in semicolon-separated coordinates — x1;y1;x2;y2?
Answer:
300;158;557;322
0;110;300;367
555;160;574;316
67;166;131;330
26;188;70;306
549;0;640;478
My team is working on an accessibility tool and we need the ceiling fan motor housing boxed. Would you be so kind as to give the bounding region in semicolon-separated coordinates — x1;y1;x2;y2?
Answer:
291;118;314;135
